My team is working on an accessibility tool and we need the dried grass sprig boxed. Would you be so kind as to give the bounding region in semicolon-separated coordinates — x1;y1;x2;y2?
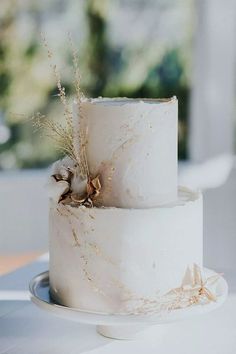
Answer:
41;34;73;129
68;32;83;104
37;34;89;178
68;33;89;179
33;112;78;162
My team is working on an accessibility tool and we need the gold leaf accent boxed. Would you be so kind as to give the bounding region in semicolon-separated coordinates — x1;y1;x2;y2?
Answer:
193;263;203;287
181;266;192;287
87;175;101;199
91;176;101;190
124;264;220;315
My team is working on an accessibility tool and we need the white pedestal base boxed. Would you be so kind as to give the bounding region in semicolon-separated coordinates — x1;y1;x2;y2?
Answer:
96;324;150;340
29;269;228;340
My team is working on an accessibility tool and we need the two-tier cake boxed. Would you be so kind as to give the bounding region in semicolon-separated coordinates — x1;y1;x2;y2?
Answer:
49;97;204;314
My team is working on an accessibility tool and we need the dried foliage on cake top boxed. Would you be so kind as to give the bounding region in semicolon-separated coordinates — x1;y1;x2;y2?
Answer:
47;155;101;208
34;36;101;207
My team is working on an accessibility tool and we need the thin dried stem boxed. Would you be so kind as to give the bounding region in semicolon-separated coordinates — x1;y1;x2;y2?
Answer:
33;112;77;162
68;32;83;104
68;33;89;178
37;34;89;177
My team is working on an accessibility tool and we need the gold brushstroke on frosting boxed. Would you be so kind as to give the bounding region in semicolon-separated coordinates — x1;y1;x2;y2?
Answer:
95;136;138;204
72;228;80;247
57;208;117;299
80;254;107;298
87;242;117;266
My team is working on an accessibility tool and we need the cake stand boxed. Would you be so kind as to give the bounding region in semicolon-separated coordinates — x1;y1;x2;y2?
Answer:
29;269;228;340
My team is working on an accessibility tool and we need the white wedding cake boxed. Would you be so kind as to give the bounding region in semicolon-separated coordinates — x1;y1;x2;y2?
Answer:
49;97;205;314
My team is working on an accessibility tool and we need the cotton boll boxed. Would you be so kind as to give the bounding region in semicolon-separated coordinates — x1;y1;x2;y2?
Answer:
47;177;70;203
51;156;75;177
50;157;88;198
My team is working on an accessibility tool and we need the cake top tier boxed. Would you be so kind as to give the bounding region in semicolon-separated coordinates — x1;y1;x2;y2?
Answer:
49;96;178;208
71;96;178;208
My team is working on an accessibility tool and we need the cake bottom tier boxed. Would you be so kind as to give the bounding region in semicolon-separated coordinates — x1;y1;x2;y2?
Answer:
49;187;203;314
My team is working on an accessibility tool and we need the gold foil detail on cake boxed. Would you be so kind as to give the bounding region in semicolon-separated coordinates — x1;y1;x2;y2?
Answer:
122;264;220;315
80;254;107;298
72;228;80;247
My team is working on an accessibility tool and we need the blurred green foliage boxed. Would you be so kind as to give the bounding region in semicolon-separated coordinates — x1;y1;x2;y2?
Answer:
0;0;191;169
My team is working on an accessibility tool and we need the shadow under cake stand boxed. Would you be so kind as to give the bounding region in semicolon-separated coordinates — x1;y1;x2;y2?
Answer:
29;269;228;340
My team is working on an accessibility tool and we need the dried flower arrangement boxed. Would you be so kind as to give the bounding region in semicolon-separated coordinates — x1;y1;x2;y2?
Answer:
34;35;101;207
163;263;219;308
126;264;220;315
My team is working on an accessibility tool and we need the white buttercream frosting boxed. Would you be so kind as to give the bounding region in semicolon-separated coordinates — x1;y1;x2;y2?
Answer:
49;187;203;314
72;96;178;208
